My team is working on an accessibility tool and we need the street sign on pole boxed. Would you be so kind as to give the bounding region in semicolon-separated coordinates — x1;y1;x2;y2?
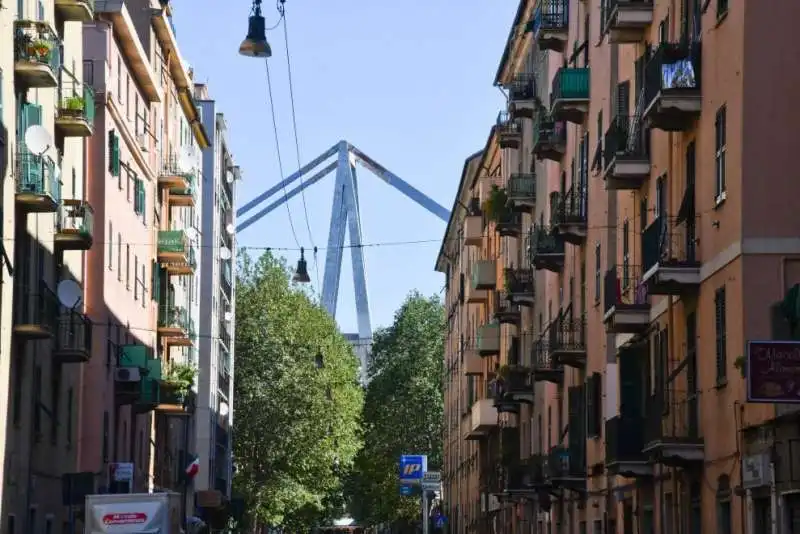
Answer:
399;455;427;486
421;471;441;491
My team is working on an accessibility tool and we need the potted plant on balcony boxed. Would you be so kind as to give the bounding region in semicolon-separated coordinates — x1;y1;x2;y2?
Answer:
28;39;53;62
161;362;197;406
482;185;511;223
62;94;85;117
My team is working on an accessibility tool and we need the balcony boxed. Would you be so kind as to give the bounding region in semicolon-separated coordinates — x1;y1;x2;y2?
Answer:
507;174;536;210
219;321;232;350
463;345;483;376
546;446;586;490
13;283;59;339
551;188;587;244
15;153;61;213
221;260;233;296
507;73;536;120
155;383;194;417
550;68;590;124
529;0;569;52
465;277;488;305
605;415;652;477
168;173;196;207
641;216;700;295
55;0;95;21
496;111;522;149
157;304;193;346
493;292;521;325
643;42;702;132
490;378;519;415
477;323;500;356
602;0;654;43
531;340;562;383
643;394;704;467
465;398;498;440
472;260;496;290
159;155;194;190
506;456;547;494
54;309;92;363
55;199;94;250
495;364;534;406
13;21;61;87
603;115;650;190
528;225;564;272
495;210;523;238
158;230;197;276
532;115;566;162
463;214;483;247
55;82;95;137
504;268;534;307
603;266;650;334
548;315;586;368
218;367;231;396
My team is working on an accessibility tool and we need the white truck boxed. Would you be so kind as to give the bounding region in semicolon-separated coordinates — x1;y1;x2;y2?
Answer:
85;493;182;534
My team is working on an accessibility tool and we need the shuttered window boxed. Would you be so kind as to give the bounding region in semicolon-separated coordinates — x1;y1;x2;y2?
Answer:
586;372;602;438
109;130;120;177
133;177;145;215
715;286;728;384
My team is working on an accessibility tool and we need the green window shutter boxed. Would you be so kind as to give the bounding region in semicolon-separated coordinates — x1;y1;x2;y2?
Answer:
134;179;145;214
28;104;42;127
151;261;160;302
109;131;120;177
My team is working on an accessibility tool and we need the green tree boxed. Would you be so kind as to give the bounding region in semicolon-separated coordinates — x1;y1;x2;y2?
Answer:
345;292;445;526
233;251;363;531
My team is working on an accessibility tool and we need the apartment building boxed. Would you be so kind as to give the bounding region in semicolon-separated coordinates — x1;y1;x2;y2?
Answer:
195;84;237;500
438;0;800;533
1;0;94;531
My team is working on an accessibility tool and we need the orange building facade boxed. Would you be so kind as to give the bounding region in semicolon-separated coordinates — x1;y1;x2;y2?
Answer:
437;0;800;533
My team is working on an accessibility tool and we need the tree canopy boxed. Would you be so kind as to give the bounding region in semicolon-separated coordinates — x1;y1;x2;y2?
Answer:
233;251;363;531
344;292;445;526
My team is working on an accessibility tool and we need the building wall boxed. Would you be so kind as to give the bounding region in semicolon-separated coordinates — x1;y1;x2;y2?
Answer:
196;90;236;497
1;0;89;531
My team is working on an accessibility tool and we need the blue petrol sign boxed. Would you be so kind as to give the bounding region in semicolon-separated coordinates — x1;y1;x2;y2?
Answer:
399;455;427;485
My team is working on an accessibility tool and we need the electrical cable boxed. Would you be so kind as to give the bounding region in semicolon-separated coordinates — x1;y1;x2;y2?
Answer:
280;1;321;291
263;57;300;248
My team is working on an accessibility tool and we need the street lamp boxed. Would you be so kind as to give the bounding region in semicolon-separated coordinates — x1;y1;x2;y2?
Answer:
238;0;272;58
292;247;311;283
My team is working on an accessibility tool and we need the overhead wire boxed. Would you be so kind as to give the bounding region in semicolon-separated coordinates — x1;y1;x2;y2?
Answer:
280;0;321;291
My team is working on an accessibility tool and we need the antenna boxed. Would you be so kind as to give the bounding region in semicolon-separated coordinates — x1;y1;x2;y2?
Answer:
56;279;83;310
24;125;52;155
219;247;232;261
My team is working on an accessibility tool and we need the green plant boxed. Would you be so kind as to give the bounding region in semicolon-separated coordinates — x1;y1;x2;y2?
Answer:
733;355;746;378
482;185;510;222
28;39;52;60
497;364;510;378
63;95;84;113
163;362;197;396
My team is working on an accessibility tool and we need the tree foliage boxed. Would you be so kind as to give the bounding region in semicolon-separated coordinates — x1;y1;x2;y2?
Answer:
233;251;363;530
344;292;445;525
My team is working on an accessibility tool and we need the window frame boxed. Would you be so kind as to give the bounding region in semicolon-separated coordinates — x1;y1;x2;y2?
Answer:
715;106;727;204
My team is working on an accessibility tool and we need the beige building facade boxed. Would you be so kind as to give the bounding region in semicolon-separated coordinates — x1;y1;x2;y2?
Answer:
438;0;800;533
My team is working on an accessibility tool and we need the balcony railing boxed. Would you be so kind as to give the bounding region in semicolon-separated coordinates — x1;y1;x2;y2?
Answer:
643;41;702;131
158;230;197;275
530;0;569;35
603;114;649;170
551;67;590;101
158;304;193;343
159;154;194;189
644;392;703;464
14;283;59;338
495;210;523;237
603;264;649;315
641;216;699;274
508;73;536;101
531;340;562;383
56;199;94;249
605;415;649;476
532;114;566;161
15;152;61;211
551;187;587;227
528;224;565;272
497;110;522;149
504;268;534;300
56;81;95;136
477;323;500;356
547;445;585;479
54;309;92;363
493;291;520;325
507;174;536;205
13;21;61;87
548;315;587;367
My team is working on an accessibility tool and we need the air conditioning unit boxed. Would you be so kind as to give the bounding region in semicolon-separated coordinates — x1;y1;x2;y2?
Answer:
115;367;141;382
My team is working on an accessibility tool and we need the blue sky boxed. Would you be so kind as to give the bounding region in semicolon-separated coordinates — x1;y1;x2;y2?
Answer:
172;0;515;333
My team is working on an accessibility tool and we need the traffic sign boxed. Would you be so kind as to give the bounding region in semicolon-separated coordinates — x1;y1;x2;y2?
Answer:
421;471;441;491
399;485;414;496
399;455;428;485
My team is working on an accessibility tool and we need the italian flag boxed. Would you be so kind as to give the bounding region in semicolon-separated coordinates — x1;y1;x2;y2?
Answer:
185;456;200;479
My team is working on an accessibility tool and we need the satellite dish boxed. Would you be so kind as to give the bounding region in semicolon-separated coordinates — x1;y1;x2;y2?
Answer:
225;223;235;235
224;310;233;322
178;147;193;171
219;247;232;261
24;125;52;155
56;279;83;309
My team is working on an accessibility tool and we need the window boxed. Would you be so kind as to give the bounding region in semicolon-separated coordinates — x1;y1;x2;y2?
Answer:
126;244;131;289
117;235;122;281
655;175;666;219
116;56;122;97
715;286;728;384
659;15;669;43
50;367;61;444
715;106;727;202
109;130;121;177
134;256;139;300
717;0;728;18
622;220;630;288
108;222;113;269
141;264;147;308
7;514;15;534
716;475;732;534
594;243;601;303
134;178;145;215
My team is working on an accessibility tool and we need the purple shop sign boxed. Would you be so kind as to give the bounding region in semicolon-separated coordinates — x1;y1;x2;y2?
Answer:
747;340;800;403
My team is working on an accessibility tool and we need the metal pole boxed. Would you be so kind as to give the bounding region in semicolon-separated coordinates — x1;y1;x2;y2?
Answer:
422;491;429;534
